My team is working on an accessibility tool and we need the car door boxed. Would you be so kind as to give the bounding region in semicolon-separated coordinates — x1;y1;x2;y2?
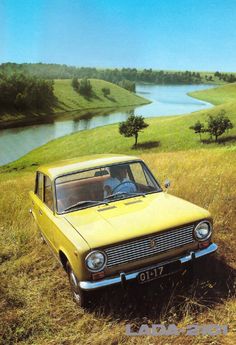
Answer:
30;171;44;228
38;174;58;252
30;172;57;252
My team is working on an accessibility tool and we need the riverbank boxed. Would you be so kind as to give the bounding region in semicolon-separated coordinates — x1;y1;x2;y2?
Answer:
188;82;236;105
0;79;150;129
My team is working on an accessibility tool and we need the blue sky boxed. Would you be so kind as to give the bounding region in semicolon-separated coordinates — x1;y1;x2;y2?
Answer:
1;0;236;71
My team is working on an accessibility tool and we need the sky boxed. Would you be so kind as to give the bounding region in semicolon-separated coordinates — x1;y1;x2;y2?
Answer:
1;0;236;72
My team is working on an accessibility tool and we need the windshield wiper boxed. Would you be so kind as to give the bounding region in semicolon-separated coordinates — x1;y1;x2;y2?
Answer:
64;200;108;212
105;191;146;201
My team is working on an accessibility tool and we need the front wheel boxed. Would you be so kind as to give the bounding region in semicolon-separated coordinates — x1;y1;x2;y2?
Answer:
66;262;91;308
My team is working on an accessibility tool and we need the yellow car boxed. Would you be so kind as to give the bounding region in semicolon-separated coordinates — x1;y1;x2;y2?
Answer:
29;154;217;307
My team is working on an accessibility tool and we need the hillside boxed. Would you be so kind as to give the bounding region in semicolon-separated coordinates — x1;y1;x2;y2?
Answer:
53;79;149;112
189;82;236;105
0;79;149;129
0;84;235;345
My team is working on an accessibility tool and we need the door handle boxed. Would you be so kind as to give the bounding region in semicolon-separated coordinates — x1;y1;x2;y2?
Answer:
39;209;43;215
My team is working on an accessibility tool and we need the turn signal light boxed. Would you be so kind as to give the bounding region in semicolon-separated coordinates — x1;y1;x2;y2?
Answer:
199;240;210;249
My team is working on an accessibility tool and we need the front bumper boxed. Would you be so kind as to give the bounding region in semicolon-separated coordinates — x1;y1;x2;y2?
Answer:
79;243;217;291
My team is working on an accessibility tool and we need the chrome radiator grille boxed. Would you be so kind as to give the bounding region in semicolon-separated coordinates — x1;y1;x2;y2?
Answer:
104;225;194;268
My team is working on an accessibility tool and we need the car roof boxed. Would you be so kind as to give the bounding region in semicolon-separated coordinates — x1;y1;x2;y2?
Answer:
37;154;141;179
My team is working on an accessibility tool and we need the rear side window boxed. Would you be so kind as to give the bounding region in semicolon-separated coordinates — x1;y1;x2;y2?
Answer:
44;175;54;211
35;172;43;200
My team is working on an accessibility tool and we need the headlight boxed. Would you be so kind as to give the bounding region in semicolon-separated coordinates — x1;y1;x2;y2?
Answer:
194;221;212;241
85;251;106;272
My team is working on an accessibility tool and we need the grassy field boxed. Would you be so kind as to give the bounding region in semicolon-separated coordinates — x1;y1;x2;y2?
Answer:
0;83;235;344
0;79;149;129
189;82;236;105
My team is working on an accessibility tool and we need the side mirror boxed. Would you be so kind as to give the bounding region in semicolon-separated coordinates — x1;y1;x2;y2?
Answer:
164;179;171;191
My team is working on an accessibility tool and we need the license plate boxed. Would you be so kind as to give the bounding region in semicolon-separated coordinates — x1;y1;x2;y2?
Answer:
138;261;180;284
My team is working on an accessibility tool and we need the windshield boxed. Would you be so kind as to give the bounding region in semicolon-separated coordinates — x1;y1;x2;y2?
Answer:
55;161;161;213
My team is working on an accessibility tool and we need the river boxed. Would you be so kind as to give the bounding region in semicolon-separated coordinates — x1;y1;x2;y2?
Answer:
0;83;215;166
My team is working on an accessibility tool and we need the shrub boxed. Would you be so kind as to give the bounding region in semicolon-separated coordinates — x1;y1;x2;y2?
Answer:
189;120;205;140
206;110;233;142
101;87;110;97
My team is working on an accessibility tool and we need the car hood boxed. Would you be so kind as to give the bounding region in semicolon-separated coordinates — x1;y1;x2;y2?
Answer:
63;192;211;249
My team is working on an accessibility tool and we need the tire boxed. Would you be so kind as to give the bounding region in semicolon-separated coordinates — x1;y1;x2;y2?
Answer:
66;262;91;308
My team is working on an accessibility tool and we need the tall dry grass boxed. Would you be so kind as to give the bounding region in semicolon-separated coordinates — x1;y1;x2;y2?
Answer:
143;148;236;267
0;149;235;345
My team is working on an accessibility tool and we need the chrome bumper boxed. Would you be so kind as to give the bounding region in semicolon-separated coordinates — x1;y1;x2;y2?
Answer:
79;243;217;291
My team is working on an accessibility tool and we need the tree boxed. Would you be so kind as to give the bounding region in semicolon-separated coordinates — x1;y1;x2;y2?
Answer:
119;115;149;147
0;73;56;111
78;78;92;97
189;120;205;140
206;110;233;142
102;87;110;97
14;92;27;110
118;80;136;92
71;77;79;91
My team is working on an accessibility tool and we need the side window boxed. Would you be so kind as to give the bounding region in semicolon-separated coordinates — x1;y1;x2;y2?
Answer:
130;162;159;191
44;175;54;211
35;172;43;200
143;166;158;189
130;162;148;185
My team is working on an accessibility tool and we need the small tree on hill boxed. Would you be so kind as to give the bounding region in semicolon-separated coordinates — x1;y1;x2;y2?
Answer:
78;78;92;97
206;110;233;142
118;80;136;92
72;77;79;91
119;115;149;147
102;87;110;97
189;120;205;140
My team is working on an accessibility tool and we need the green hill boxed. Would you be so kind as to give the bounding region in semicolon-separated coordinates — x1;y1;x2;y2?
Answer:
189;82;236;105
53;79;149;112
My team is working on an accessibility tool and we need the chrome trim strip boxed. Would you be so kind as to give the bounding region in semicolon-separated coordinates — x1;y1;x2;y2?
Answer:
192;242;217;259
79;243;218;290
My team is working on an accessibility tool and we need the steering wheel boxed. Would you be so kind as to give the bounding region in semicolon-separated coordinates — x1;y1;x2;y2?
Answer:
112;180;137;194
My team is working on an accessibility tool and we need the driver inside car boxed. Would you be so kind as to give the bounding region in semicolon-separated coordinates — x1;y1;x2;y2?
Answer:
103;165;137;197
